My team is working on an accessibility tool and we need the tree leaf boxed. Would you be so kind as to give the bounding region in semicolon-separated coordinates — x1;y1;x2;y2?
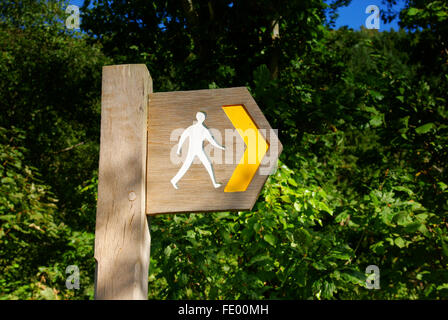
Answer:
395;237;406;248
407;8;420;16
415;123;435;134
263;234;276;246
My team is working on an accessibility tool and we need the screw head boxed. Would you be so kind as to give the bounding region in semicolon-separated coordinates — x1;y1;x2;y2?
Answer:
128;191;137;201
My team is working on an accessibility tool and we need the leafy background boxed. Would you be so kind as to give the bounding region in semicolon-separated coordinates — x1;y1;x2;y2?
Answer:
0;0;447;299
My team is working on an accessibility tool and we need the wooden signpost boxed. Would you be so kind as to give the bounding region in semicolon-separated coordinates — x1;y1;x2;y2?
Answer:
94;64;282;299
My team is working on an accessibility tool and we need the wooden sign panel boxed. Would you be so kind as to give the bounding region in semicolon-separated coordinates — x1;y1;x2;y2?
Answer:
146;87;282;215
95;65;279;300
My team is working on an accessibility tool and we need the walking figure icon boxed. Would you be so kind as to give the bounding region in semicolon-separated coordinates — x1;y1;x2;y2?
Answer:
171;112;225;189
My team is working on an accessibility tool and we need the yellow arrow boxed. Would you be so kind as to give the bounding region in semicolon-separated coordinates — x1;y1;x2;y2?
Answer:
222;105;269;192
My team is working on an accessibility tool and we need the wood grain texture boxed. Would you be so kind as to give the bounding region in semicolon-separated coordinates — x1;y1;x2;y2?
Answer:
146;87;282;215
94;64;152;299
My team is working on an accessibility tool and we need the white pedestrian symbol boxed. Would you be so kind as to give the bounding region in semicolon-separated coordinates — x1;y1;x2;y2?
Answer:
171;112;225;189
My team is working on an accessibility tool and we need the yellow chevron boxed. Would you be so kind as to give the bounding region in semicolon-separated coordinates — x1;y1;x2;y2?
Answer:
222;105;269;192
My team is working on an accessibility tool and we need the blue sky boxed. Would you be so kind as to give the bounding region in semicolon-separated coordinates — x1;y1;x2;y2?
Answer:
68;0;85;9
330;0;407;31
67;0;407;32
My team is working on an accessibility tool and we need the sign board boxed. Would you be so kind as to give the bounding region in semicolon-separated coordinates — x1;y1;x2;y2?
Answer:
95;64;282;299
146;87;282;214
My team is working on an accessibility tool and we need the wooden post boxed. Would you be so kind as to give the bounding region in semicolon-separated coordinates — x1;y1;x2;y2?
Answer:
94;64;152;299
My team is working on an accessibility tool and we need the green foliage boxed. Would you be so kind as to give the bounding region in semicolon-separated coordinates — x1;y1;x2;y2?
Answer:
0;126;65;298
1;0;448;299
0;127;94;299
0;0;106;299
149;163;349;299
81;0;326;90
